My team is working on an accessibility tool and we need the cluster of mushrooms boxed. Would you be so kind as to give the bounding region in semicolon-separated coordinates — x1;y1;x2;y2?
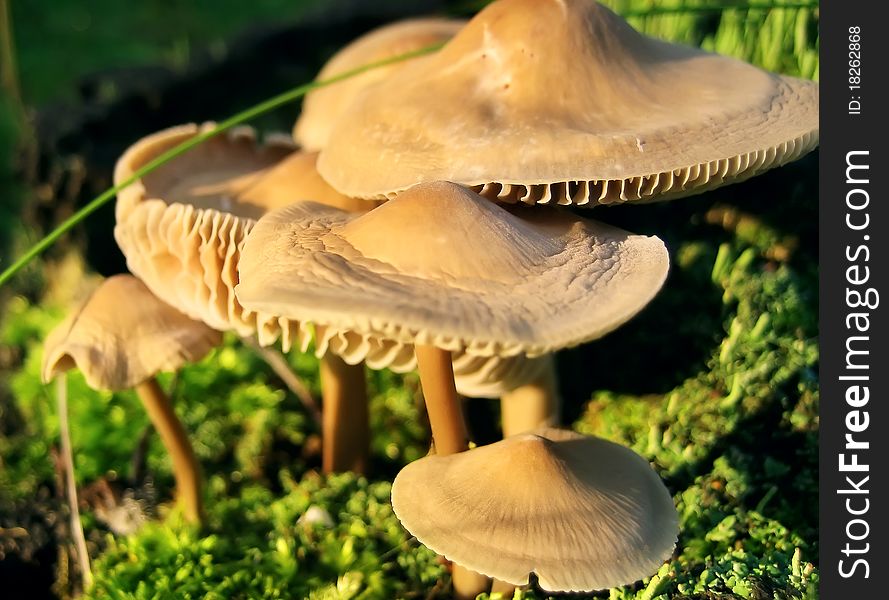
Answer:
41;0;818;596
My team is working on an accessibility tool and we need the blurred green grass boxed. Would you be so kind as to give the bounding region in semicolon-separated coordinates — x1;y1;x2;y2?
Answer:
9;0;319;104
1;1;819;599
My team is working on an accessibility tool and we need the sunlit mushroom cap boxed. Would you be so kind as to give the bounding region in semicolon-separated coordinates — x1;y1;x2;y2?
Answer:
294;17;465;151
235;181;668;358
114;123;373;349
318;0;819;204
391;427;678;591
42;275;222;390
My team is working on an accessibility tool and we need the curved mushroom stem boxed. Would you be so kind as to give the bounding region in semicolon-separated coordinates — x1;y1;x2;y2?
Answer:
415;345;468;455
135;377;204;525
319;353;370;474
500;355;560;437
415;345;488;598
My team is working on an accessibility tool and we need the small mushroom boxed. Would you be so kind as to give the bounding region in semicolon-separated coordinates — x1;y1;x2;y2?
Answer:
113;123;379;475
294;17;465;151
42;275;221;524
391;427;679;592
317;0;818;204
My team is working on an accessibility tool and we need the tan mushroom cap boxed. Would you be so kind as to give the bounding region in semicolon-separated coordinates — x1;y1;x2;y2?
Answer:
42;275;222;390
294;17;466;151
317;0;819;205
114;122;373;348
235;181;669;358
391;427;679;591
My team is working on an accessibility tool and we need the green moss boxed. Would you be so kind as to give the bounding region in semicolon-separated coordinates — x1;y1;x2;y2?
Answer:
87;474;444;599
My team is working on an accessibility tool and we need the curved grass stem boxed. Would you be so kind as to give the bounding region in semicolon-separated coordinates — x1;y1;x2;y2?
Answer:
56;374;93;590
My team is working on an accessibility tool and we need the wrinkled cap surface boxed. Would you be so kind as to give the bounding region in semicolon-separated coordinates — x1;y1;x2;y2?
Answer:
391;427;679;591
114;123;371;348
236;181;669;357
42;275;222;390
294;17;465;151
318;0;819;205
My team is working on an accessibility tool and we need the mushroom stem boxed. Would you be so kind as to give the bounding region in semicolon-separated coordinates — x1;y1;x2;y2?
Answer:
415;345;468;455
415;345;487;598
452;568;491;600
319;353;370;474
500;355;560;437
490;579;517;598
135;377;203;524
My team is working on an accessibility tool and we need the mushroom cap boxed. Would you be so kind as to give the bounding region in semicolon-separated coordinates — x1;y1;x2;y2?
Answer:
317;0;819;205
390;427;679;591
294;17;465;151
42;275;222;390
235;181;669;358
114;123;373;348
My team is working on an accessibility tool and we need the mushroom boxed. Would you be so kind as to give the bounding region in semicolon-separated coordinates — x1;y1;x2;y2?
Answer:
235;181;670;595
316;0;819;204
42;274;221;524
113;123;379;474
294;17;466;151
391;427;679;592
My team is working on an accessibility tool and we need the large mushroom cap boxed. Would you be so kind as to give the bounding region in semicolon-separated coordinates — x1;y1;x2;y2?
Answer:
235;181;669;358
114;123;371;348
391;427;679;591
42;275;222;390
294;17;465;151
317;0;819;204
